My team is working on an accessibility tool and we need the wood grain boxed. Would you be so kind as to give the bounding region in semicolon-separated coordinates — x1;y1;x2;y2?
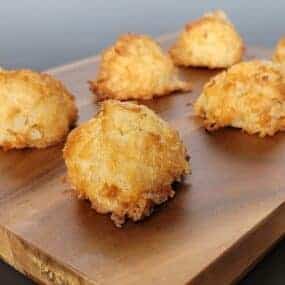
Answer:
0;35;284;285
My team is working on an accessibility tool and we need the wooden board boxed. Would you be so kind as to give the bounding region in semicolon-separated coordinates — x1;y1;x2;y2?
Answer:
0;34;285;285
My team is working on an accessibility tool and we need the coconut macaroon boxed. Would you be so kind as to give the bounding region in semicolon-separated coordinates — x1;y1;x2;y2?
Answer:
0;69;77;150
89;34;191;101
273;37;285;64
194;60;285;137
169;10;244;68
63;100;190;227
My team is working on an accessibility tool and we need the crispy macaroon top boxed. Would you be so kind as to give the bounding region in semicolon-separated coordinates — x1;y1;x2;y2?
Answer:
63;100;189;226
194;60;285;136
89;33;191;100
0;69;77;149
273;36;285;64
170;10;244;68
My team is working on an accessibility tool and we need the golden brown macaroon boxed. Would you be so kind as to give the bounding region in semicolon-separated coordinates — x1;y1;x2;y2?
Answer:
273;37;285;64
170;10;244;68
89;34;191;101
0;69;77;150
63;100;190;227
194;60;285;137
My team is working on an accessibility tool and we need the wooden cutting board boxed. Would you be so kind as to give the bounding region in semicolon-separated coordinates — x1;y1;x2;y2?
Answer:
0;34;284;285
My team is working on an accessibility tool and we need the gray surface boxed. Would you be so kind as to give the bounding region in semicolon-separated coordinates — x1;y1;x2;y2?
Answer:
0;1;284;284
0;0;284;71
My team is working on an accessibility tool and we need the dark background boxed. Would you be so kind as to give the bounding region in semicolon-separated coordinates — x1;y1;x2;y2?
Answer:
0;0;285;284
